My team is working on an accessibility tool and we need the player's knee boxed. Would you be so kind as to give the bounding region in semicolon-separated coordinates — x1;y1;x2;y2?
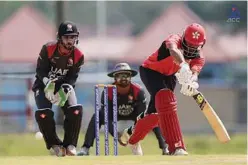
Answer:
129;113;159;144
64;105;83;118
35;108;54;121
155;89;177;113
135;113;159;132
144;113;159;125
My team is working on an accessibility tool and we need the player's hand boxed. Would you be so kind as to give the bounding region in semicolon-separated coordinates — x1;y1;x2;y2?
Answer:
175;62;192;85
44;78;57;102
53;84;72;107
190;73;198;82
180;81;199;96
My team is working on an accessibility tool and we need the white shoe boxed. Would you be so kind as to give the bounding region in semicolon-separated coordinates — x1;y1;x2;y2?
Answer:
77;146;90;156
162;144;169;155
66;145;77;156
118;129;130;146
172;148;188;156
129;142;143;155
51;145;66;157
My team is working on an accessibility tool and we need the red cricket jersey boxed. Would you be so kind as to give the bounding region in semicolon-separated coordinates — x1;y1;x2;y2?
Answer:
142;34;205;76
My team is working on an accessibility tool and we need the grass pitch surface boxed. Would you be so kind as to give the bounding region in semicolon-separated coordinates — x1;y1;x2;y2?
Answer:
0;133;246;156
0;133;246;165
0;155;246;165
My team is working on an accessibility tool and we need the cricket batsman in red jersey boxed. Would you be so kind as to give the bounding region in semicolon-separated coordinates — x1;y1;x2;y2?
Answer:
119;23;206;155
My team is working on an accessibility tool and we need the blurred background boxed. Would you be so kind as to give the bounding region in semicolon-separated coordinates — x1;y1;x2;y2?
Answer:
0;1;246;156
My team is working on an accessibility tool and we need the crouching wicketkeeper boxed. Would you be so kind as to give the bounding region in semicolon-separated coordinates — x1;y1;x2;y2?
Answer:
32;21;84;157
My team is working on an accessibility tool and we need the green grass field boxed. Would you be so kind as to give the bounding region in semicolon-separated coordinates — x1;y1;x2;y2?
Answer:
0;155;246;165
0;133;246;165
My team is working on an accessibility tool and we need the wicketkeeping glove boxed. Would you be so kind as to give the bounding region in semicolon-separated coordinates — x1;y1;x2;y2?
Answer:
53;84;72;107
44;78;56;102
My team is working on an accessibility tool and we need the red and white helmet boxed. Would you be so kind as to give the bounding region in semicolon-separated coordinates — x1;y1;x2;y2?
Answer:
182;23;206;58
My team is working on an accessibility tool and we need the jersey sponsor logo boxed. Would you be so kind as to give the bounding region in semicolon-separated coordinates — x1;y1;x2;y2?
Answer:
51;58;56;64
51;56;60;64
118;104;134;116
68;58;73;66
48;66;69;79
128;95;133;104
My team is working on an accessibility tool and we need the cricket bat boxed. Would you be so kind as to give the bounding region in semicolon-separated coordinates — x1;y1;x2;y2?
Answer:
193;91;231;143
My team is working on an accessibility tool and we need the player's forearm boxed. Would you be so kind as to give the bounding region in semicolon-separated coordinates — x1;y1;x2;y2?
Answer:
64;70;79;86
64;61;82;86
190;57;205;74
36;67;49;84
36;50;50;84
169;48;185;65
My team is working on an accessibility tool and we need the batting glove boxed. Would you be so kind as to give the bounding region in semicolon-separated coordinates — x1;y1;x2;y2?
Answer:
180;81;199;97
175;62;193;85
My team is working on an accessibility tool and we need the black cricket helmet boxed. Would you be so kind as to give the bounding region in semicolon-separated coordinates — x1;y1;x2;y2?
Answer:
57;21;79;38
